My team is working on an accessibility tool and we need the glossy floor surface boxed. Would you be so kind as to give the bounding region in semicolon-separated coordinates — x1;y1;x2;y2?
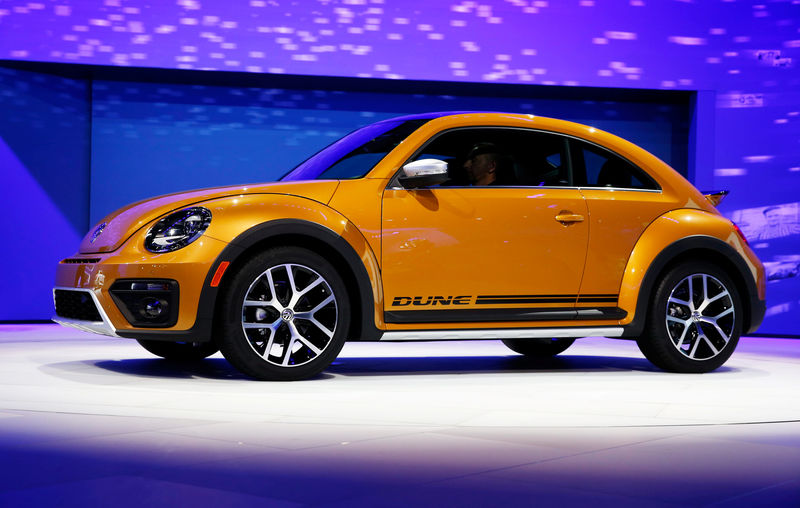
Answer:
0;324;798;507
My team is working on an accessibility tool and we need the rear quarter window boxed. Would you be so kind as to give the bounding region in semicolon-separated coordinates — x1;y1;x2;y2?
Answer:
572;139;659;190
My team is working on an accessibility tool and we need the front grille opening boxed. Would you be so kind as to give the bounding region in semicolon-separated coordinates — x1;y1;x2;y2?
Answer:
54;290;102;321
61;258;101;264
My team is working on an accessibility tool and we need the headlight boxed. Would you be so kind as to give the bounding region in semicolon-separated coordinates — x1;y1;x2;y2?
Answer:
144;207;212;253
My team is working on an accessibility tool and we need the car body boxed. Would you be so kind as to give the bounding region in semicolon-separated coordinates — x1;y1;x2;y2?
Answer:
53;112;766;380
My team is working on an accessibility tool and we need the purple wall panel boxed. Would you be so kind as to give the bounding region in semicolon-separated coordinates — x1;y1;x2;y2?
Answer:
0;67;90;320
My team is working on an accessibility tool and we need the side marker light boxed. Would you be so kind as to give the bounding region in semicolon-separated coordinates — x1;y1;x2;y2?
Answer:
732;222;749;245
210;261;230;287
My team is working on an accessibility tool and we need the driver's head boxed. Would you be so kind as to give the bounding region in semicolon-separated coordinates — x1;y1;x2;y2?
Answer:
463;143;500;186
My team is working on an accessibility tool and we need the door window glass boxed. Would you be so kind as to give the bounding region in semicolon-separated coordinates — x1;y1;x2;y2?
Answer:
408;127;571;187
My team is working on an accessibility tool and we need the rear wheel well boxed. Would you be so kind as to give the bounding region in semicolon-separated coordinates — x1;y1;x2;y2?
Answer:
213;233;370;342
648;248;753;333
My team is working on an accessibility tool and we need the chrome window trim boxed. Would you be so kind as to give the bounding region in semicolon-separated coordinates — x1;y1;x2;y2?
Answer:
52;287;119;338
380;327;624;341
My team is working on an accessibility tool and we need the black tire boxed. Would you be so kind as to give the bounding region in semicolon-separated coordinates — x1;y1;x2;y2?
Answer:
637;261;742;373
502;337;576;357
136;339;219;361
217;246;350;381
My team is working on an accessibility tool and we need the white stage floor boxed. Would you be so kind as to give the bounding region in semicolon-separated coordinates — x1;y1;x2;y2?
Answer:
0;324;798;506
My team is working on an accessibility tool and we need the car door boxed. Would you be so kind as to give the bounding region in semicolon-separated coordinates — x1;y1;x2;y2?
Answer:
380;127;589;325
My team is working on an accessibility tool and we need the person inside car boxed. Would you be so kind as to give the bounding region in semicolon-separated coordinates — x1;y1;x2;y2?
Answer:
463;142;507;186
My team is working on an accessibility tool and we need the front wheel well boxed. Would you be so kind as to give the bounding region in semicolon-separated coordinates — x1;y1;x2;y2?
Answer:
212;232;373;343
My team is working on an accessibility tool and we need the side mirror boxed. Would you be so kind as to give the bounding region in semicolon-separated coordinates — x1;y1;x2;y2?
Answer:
398;159;449;189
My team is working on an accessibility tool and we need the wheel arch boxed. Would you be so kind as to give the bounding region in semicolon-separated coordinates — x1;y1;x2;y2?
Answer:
621;235;762;338
208;219;383;343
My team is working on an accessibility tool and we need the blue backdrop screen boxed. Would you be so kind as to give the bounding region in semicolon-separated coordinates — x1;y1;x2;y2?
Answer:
89;79;687;224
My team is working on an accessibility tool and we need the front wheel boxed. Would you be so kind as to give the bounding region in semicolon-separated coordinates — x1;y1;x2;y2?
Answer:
637;261;742;373
136;339;219;361
217;247;350;381
502;337;576;357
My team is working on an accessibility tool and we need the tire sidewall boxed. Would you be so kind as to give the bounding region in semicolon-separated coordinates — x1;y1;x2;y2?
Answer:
218;247;350;381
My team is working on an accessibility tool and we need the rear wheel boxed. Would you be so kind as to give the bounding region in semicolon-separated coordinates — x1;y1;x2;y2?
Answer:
637;261;741;373
136;339;219;361
217;247;350;381
502;337;576;357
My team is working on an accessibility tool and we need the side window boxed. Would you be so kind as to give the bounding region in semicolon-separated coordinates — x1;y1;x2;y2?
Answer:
408;127;571;187
572;140;659;190
513;132;569;186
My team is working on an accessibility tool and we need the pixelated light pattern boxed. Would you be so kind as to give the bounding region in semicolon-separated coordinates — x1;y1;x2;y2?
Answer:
1;0;799;334
0;1;793;87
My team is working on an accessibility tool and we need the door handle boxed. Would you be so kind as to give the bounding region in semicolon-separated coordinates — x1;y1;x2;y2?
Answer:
554;212;584;225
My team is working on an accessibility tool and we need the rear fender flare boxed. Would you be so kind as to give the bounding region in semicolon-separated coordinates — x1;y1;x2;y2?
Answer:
618;209;761;337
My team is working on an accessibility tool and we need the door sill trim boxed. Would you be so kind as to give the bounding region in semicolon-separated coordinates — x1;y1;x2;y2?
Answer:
380;327;624;341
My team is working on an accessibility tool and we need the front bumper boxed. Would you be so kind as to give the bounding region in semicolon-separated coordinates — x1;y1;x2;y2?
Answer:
52;235;229;340
52;287;119;337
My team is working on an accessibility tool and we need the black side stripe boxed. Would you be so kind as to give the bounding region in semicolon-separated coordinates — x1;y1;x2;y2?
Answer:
476;294;576;305
478;294;579;298
475;294;618;305
477;298;577;304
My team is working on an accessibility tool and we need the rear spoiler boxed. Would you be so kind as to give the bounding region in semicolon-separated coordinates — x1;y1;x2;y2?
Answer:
703;190;729;207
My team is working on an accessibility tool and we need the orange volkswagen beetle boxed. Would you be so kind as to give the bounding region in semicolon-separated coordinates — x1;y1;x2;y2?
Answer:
53;112;766;380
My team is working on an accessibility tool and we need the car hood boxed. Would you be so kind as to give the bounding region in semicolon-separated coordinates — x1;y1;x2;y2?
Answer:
79;180;339;254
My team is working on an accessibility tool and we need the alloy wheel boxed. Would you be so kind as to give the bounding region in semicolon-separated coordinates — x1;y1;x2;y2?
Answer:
665;273;735;361
241;263;338;368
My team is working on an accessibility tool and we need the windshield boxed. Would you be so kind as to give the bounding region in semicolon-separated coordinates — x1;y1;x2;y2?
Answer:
281;119;429;181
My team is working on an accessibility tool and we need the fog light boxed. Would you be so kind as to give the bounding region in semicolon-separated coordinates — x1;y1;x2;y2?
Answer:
142;298;168;319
